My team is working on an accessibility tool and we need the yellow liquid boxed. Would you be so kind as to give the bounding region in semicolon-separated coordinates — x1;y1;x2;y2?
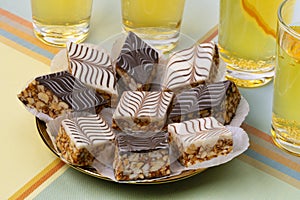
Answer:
31;0;92;46
121;0;185;51
218;0;282;87
272;26;300;154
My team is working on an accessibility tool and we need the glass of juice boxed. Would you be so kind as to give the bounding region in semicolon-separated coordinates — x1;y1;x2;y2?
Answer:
121;0;186;52
31;0;93;47
271;0;300;155
218;0;283;87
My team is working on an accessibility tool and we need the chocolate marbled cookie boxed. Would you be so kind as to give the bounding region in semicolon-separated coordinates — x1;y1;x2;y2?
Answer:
18;71;108;120
114;132;171;181
115;31;159;92
169;80;241;125
67;42;118;105
168;117;233;167
56;114;115;166
112;91;174;132
162;41;220;93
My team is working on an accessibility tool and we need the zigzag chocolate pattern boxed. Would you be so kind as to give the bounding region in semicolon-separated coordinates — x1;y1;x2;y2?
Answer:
116;32;159;83
169;81;230;117
180;128;231;144
162;41;216;90
67;42;116;94
114;91;173;118
67;42;112;70
168;117;230;144
36;71;107;111
116;132;169;152
62;114;115;148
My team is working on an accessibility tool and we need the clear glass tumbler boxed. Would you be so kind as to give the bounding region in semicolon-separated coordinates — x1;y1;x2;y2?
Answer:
271;0;300;156
218;0;282;87
31;0;93;47
121;0;186;52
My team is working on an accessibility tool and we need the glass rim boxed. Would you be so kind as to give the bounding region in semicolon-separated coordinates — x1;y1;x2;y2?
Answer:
278;0;300;40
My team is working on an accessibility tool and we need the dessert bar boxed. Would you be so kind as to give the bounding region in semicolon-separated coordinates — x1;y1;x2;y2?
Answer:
56;114;115;166
67;42;118;104
18;71;108;120
112;91;174;132
168;117;233;167
162;41;220;93
115;31;159;91
169;80;241;125
114;132;171;181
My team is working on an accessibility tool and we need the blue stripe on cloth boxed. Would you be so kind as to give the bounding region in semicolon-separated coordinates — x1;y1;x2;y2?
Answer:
245;148;300;181
0;28;54;59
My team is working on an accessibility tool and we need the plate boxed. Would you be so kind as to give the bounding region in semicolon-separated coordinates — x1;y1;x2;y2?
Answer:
35;32;249;184
36;117;206;184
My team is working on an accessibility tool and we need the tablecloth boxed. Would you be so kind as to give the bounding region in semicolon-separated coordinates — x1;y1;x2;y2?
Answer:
1;1;299;199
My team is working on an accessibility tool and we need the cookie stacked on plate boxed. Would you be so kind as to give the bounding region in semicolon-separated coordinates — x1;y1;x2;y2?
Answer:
18;32;241;182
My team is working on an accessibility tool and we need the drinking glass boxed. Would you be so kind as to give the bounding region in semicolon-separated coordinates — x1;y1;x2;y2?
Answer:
121;0;186;52
218;0;283;87
271;0;300;155
31;0;93;47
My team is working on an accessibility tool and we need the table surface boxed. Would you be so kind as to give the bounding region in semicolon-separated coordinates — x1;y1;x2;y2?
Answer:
1;0;299;199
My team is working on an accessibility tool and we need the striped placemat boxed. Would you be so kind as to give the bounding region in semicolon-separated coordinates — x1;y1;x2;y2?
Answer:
241;124;300;189
1;8;299;200
0;8;59;64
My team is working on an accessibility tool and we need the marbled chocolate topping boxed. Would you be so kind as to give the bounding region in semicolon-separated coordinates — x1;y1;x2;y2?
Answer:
116;32;159;84
168;117;231;144
67;42;117;94
61;114;115;148
169;81;231;118
36;71;107;111
114;91;173;118
116;132;169;152
162;41;218;91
